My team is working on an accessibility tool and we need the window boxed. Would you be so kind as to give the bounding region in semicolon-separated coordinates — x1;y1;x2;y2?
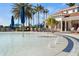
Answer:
74;8;77;12
77;7;79;12
63;10;68;14
68;10;73;14
73;9;75;12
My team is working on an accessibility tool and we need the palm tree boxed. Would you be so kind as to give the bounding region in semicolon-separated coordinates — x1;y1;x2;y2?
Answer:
12;4;20;26
45;9;49;19
31;8;37;26
43;8;49;20
12;3;32;27
25;4;32;27
35;4;44;28
45;16;58;32
66;3;76;7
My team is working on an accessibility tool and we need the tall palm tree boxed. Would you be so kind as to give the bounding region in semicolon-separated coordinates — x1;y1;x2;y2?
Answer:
31;8;37;26
43;8;49;20
66;3;76;7
35;4;44;28
12;3;32;27
25;4;32;27
45;9;49;19
12;4;20;26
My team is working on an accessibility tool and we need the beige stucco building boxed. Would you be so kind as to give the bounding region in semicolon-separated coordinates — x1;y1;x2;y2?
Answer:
49;5;79;32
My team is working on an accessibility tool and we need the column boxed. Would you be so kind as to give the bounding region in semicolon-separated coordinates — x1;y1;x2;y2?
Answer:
69;20;72;31
65;20;67;32
54;25;57;31
61;20;63;32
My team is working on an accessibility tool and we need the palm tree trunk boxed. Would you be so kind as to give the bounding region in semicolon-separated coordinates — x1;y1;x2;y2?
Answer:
18;18;19;27
32;15;34;26
44;13;45;20
28;18;30;31
46;13;48;19
25;17;27;26
28;19;30;27
38;11;40;28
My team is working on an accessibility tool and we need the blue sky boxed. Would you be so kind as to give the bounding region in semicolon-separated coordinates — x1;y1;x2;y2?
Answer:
0;3;68;26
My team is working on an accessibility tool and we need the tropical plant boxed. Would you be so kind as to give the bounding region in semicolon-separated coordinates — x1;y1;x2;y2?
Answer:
66;3;76;7
35;4;44;28
45;16;58;32
10;16;14;29
31;8;37;26
12;3;32;27
25;4;32;27
43;8;49;20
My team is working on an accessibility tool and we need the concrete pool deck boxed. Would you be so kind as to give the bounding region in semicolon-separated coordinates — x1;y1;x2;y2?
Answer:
0;32;79;56
0;32;68;56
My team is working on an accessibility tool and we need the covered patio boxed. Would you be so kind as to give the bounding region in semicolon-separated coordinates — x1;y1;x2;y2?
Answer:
56;16;79;32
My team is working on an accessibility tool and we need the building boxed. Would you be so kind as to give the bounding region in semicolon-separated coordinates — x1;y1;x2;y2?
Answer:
52;5;79;32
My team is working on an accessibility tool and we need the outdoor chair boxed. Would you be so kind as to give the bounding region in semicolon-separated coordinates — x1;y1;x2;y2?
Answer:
77;27;79;33
71;27;75;33
34;28;37;31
